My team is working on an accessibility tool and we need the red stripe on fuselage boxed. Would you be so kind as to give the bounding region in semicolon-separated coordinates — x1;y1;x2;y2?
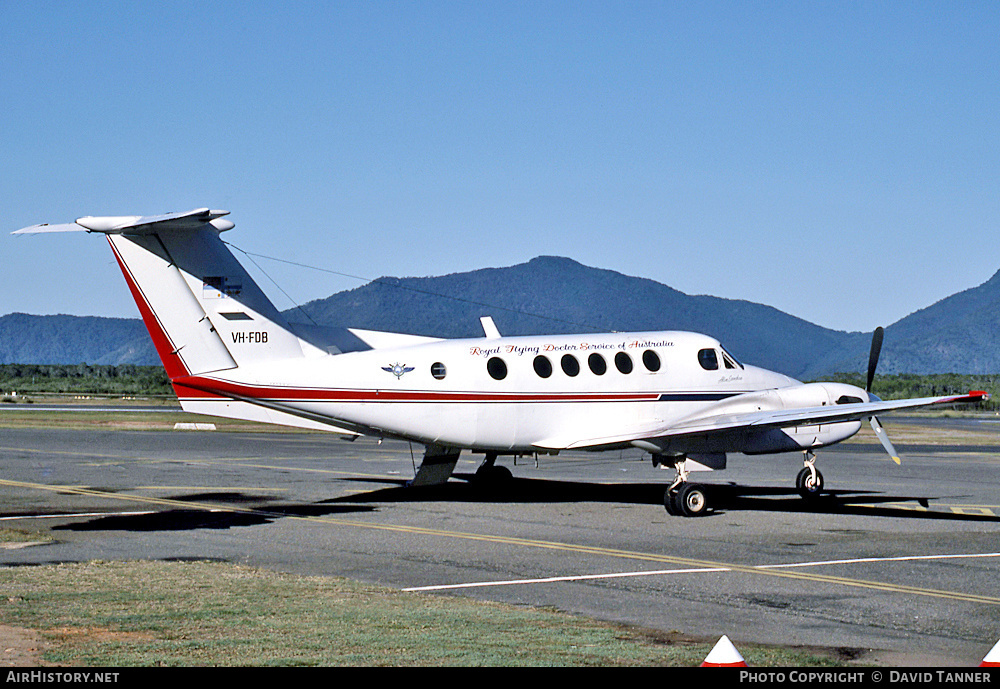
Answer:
172;375;663;403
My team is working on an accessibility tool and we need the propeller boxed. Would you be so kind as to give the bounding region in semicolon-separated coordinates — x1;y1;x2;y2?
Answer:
865;326;900;464
866;326;884;396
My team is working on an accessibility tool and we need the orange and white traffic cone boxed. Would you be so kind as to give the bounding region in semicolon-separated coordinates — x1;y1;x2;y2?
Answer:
700;635;748;667
980;639;1000;667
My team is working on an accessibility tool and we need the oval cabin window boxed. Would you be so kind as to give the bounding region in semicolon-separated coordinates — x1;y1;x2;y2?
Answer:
615;352;633;374
487;357;507;380
533;355;553;378
588;353;607;375
561;354;580;377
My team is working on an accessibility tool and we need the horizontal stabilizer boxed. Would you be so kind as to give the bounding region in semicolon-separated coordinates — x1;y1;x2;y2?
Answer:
13;208;233;235
11;222;84;234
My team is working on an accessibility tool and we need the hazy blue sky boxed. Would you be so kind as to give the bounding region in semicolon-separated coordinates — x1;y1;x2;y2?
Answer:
4;1;998;334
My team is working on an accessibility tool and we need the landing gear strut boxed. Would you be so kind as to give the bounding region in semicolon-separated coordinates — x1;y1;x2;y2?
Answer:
795;450;825;501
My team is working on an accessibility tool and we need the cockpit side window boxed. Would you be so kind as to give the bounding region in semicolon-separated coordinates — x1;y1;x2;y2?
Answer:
720;346;743;370
698;348;719;371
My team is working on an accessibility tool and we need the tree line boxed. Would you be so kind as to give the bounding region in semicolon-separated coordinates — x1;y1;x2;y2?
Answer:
0;364;172;398
813;373;998;411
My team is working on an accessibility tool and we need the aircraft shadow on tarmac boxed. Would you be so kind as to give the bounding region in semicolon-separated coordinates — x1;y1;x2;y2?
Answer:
50;491;376;533
38;480;1000;533
329;474;1000;523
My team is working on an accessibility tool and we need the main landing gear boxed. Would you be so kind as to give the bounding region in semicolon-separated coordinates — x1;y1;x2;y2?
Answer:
474;452;513;492
659;456;710;517
659;450;828;517
664;482;709;517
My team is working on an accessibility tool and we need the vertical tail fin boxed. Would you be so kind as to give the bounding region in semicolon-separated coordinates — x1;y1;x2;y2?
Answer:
15;208;364;435
17;209;306;379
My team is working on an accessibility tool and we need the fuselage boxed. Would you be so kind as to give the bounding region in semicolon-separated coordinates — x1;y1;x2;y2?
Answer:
173;329;843;453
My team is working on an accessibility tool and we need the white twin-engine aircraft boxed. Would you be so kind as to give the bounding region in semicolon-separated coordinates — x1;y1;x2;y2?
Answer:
15;208;989;517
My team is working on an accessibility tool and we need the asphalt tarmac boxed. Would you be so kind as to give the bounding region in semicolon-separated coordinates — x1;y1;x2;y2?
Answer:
2;417;1000;665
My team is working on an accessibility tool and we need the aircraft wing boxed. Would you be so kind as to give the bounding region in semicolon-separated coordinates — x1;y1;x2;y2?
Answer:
657;391;987;437
532;391;989;452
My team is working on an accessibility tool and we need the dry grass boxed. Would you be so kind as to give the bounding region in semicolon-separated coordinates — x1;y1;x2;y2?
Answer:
0;559;851;667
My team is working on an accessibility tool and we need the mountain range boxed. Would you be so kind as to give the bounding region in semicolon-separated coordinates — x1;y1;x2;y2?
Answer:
3;255;998;379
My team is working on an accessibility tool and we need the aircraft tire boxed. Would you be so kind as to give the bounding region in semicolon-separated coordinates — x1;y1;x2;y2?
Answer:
663;488;680;515
664;484;708;517
676;483;709;517
474;465;513;494
796;467;824;500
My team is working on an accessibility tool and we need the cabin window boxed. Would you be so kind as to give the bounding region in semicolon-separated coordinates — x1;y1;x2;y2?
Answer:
561;354;580;377
698;348;719;371
487;357;507;380
615;351;633;374
588;352;607;375
533;355;553;378
431;362;447;380
642;349;661;372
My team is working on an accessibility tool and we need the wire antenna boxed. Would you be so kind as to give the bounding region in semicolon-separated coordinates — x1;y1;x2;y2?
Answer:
224;241;612;333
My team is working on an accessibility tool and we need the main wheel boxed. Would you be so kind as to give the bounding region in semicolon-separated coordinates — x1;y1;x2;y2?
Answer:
676;483;709;517
474;464;513;494
796;467;824;500
663;487;680;515
665;484;709;517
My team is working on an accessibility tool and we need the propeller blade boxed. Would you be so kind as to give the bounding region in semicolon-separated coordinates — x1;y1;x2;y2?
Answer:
866;326;884;393
870;415;900;464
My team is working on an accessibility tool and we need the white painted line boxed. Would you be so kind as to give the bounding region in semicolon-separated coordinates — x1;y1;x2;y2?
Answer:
759;552;1000;570
402;552;1000;592
0;511;155;521
403;567;728;591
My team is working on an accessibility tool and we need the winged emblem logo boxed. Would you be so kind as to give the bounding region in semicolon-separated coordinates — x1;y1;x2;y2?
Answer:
382;362;415;379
